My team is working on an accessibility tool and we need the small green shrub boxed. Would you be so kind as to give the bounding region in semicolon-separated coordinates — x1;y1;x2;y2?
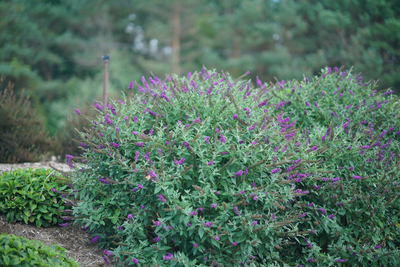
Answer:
0;233;80;266
0;74;61;163
0;167;71;228
61;67;400;266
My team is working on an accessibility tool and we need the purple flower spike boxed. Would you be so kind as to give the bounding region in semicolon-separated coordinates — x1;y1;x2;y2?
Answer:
271;168;281;174
128;81;134;90
75;108;81;115
234;170;243;177
91;235;100;243
158;194;167;203
103;256;110;266
95;103;103;110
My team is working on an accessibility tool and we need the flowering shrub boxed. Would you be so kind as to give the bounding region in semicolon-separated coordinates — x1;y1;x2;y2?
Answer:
60;66;400;266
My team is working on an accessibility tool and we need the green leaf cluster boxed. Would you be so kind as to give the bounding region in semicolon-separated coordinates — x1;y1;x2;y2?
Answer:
0;167;69;228
0;233;80;266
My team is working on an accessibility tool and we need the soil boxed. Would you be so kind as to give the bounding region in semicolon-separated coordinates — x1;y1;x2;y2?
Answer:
0;161;111;266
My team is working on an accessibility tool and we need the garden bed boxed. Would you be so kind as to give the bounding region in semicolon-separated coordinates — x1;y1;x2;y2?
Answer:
0;162;108;266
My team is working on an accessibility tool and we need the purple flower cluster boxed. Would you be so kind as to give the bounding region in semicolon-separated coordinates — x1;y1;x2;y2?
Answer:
66;154;74;169
182;141;191;150
158;194;167;203
234;170;243;177
91;235;100;243
174;157;185;165
271;168;281;174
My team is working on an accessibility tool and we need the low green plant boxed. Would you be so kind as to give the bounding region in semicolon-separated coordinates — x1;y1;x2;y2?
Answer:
0;74;61;163
60;67;400;266
0;167;71;228
0;233;80;266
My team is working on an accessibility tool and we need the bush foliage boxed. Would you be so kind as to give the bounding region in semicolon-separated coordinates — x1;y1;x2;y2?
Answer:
0;74;61;163
0;167;71;228
55;91;121;160
0;233;80;266
58;67;400;266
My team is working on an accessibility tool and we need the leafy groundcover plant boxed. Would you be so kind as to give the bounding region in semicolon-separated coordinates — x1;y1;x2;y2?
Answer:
0;233;80;266
0;167;70;228
59;66;400;266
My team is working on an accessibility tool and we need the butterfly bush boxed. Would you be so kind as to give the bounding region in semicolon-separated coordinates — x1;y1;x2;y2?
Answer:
58;66;400;266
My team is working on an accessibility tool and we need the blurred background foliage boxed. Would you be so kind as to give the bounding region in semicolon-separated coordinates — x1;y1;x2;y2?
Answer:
0;0;399;138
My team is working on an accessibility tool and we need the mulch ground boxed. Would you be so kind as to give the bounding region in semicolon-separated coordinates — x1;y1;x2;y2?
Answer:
0;213;110;266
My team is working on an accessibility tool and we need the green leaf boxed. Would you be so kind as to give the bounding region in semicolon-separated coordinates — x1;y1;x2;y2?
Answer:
211;239;220;249
354;227;359;238
154;186;161;194
237;235;246;243
199;227;204;239
3;255;10;265
38;206;48;213
30;204;37;212
320;235;327;246
23;209;31;217
110;216;118;224
22;214;28;224
9;256;20;265
6;211;15;223
35;220;42;228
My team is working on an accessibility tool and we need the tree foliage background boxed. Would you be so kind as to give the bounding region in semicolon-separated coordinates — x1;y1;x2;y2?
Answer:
1;0;399;135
